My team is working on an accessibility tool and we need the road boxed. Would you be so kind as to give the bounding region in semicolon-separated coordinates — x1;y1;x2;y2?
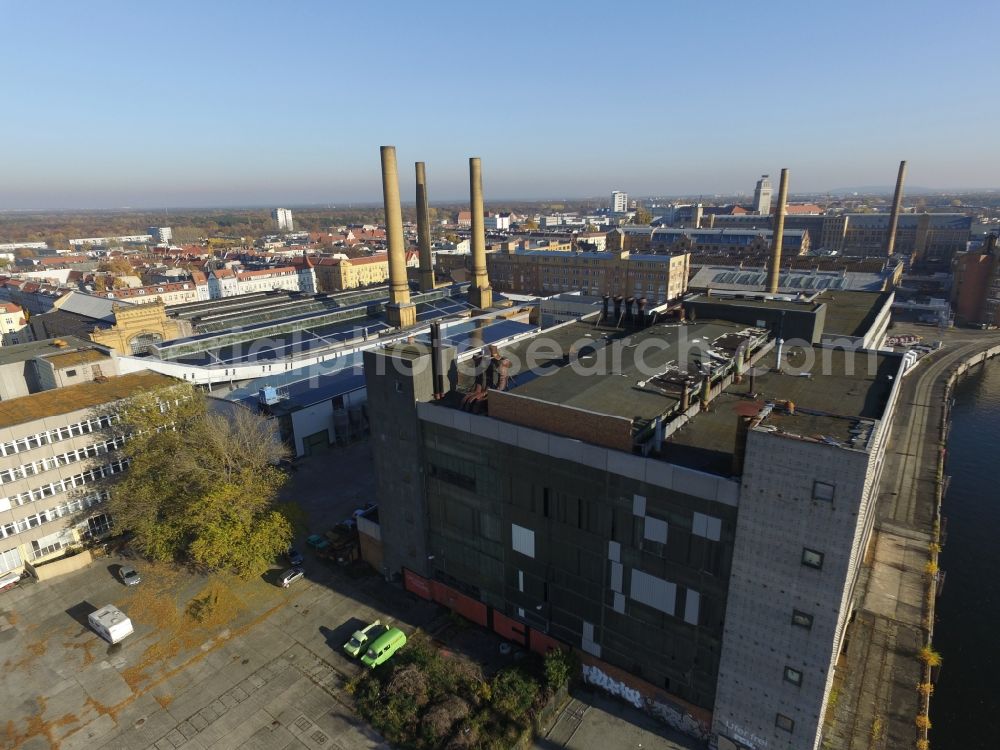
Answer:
822;325;1000;750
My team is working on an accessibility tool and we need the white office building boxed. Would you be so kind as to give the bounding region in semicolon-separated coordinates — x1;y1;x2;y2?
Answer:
612;190;628;214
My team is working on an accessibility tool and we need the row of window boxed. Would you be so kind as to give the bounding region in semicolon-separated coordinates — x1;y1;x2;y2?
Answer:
0;491;108;540
1;458;128;511
0;435;125;485
0;414;117;457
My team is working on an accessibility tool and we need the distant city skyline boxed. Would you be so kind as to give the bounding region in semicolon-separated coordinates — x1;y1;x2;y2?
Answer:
3;0;999;210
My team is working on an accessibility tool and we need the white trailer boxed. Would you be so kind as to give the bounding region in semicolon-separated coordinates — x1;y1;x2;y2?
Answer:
88;604;134;644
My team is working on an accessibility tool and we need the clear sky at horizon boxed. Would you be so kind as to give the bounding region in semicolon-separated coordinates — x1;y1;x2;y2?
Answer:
2;0;999;210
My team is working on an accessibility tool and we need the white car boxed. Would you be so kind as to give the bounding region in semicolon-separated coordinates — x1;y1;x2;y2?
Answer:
279;567;305;588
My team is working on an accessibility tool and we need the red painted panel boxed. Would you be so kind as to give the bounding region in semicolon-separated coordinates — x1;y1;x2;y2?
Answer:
528;628;562;656
403;568;432;600
429;581;488;627
492;610;527;645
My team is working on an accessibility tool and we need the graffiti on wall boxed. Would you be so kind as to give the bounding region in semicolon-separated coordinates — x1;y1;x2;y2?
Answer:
582;663;710;742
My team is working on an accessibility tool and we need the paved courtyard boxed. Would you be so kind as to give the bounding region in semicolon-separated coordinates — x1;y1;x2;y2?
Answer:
1;440;697;750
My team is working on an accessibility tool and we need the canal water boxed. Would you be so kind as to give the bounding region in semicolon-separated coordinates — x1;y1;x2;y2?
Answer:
933;359;1000;748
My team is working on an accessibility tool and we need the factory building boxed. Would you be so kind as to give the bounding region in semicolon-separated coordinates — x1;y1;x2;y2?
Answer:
363;162;908;750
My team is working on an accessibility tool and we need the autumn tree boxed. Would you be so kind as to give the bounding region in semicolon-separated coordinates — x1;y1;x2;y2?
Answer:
633;206;652;225
107;384;296;578
97;258;136;275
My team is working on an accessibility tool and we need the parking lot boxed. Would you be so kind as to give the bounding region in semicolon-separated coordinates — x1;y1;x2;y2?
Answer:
0;441;695;750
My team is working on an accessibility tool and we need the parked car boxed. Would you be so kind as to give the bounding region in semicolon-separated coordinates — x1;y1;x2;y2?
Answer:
279;567;305;588
118;565;141;586
306;534;330;551
286;548;304;566
360;627;407;668
0;571;22;592
343;619;383;658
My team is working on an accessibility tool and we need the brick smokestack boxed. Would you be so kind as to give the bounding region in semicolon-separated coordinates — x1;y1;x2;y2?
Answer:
380;146;416;327
884;160;907;257
766;168;790;294
415;161;435;292
468;157;493;309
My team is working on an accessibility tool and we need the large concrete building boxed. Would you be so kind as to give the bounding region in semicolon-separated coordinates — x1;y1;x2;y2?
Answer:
0;337;117;401
0;371;178;575
616;226;810;256
951;234;1000;326
612;190;629;214
363;284;906;750
753;175;772;215
488;247;689;304
832;213;971;263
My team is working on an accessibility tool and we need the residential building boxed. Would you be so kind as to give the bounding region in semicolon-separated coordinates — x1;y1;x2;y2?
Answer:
0;303;31;346
488;248;689;304
0;243;48;252
272;208;294;232
753;175;772;215
0;371;179;575
105;281;203;307
68;235;152;247
148;227;173;245
313;252;419;293
363;289;908;750
205;263;316;299
612;190;629;214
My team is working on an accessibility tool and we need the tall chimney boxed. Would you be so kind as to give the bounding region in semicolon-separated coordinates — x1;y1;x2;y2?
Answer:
884;160;907;258
415;161;435;292
380;146;416;328
766;168;790;294
468;157;493;309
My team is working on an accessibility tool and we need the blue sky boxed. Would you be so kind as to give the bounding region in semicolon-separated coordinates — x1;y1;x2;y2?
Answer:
2;0;998;209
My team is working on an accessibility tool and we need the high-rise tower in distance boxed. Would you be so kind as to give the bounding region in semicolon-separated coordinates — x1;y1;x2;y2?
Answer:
753;175;772;215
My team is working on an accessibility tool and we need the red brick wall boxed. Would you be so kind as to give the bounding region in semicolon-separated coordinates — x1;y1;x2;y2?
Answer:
492;611;528;645
404;568;432;600
528;628;562;655
430;580;488;627
489;390;634;452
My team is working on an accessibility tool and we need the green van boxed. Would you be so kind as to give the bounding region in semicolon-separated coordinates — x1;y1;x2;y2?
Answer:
360;627;406;668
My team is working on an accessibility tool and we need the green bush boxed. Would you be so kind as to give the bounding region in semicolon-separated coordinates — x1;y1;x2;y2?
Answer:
490;668;540;725
543;648;577;691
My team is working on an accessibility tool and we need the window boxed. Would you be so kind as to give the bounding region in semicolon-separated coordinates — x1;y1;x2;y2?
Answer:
801;548;824;570
792;610;814;629
65;369;77;377
775;714;794;733
783;667;803;686
813;481;835;501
